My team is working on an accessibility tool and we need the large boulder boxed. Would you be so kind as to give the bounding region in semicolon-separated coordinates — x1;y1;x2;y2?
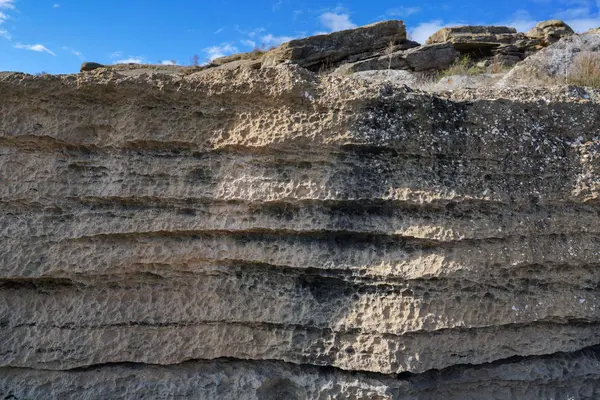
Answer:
80;62;105;72
426;26;517;51
262;20;407;70
526;20;574;46
499;33;600;87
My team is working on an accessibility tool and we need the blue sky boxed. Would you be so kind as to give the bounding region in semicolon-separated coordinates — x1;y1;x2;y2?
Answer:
1;0;600;74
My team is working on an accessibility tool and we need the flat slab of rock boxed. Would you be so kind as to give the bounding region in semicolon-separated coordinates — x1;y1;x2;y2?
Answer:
426;26;517;50
335;43;457;74
263;20;407;70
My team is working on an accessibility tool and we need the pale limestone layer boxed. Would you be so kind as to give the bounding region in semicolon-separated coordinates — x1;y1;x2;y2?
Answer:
1;66;600;396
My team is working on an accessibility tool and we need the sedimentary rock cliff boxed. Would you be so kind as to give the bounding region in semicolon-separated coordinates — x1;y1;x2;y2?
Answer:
1;64;600;399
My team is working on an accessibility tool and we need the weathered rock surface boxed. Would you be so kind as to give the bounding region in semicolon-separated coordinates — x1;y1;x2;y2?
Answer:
80;62;105;72
1;64;600;398
527;20;575;46
425;21;574;68
426;25;519;50
500;33;600;86
262;20;407;70
335;43;457;74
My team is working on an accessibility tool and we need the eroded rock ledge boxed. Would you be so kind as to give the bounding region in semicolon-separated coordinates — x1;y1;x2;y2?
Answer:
1;66;599;398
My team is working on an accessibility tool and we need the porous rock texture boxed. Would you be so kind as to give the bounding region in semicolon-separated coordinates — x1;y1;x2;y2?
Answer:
1;64;600;399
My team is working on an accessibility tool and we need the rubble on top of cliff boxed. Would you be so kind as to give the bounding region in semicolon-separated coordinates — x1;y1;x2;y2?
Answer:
72;18;600;101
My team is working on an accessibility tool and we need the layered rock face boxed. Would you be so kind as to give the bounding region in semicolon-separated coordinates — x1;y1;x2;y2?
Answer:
1;66;600;399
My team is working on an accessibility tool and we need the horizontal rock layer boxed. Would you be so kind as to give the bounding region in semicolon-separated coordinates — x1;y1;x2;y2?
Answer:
0;66;599;397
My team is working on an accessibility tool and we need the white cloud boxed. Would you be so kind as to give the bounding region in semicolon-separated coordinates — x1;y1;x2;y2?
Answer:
272;0;283;11
261;33;295;46
0;1;15;40
62;46;84;59
53;3;60;8
247;27;265;38
241;39;257;48
14;43;56;56
555;6;590;19
386;6;421;17
319;12;356;32
161;60;177;65
564;17;600;32
498;10;537;33
555;1;600;32
114;57;144;64
109;51;123;59
410;20;449;44
0;0;15;9
204;43;238;61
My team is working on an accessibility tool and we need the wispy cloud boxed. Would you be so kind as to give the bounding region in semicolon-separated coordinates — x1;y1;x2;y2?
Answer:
410;20;450;44
204;43;238;61
272;0;284;11
114;57;144;64
499;9;537;32
554;0;600;32
0;0;15;9
62;46;84;59
386;6;421;18
109;51;123;60
14;43;56;56
161;60;177;65
53;3;60;8
241;39;257;48
260;33;295;46
0;0;15;40
319;12;356;32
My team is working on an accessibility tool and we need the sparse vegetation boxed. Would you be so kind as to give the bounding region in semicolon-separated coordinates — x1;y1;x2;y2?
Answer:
439;55;486;77
385;39;395;70
488;57;512;74
567;51;600;88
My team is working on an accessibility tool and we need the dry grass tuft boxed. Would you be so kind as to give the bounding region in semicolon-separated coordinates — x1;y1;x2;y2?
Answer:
567;52;600;88
439;55;486;77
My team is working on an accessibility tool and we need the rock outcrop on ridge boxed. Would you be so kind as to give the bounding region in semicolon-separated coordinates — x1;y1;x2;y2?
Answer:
3;19;600;400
